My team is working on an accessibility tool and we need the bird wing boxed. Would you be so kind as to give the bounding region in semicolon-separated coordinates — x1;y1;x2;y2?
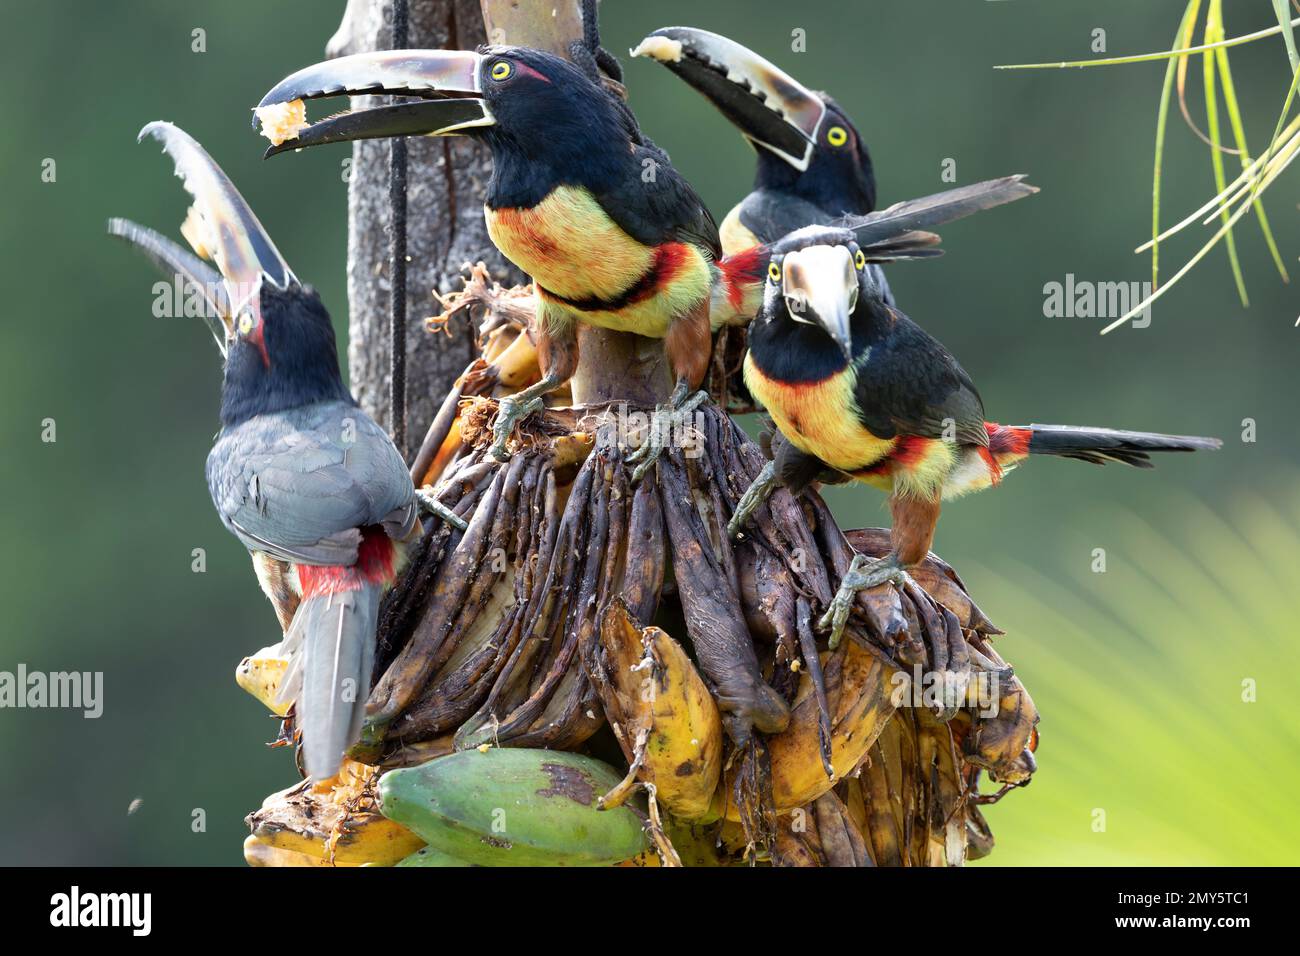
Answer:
737;190;830;247
594;140;722;260
206;400;415;566
852;304;988;446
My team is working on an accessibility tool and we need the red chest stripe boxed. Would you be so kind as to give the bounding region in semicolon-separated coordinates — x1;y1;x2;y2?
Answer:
852;435;931;477
542;242;691;313
718;246;765;311
297;526;396;597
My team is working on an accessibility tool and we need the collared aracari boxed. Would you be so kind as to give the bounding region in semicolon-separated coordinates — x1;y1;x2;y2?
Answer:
633;27;881;257
731;226;1222;645
251;46;1029;477
633;29;1042;327
109;123;458;779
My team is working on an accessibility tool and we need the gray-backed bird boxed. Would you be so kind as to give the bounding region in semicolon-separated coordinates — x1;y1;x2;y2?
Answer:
109;123;456;779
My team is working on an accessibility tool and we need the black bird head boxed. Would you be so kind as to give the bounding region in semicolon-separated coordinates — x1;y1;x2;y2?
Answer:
633;27;876;214
110;122;348;425
760;225;884;363
254;47;634;203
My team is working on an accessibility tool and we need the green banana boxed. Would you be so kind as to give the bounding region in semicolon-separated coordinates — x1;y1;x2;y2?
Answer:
395;846;474;867
378;748;649;866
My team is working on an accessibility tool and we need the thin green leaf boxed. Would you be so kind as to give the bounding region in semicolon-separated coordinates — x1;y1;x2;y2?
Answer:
1248;60;1300;215
1200;128;1300;224
1136;121;1300;252
1274;0;1300;73
1216;38;1290;281
1204;1;1249;306
1153;1;1204;289
995;15;1300;70
1105;138;1300;334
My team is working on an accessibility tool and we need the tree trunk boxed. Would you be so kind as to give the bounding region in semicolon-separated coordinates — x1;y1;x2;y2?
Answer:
335;0;524;446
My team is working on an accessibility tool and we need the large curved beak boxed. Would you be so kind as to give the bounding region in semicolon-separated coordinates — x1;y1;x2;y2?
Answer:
120;122;297;348
632;27;826;171
108;218;232;353
254;50;493;157
781;245;858;359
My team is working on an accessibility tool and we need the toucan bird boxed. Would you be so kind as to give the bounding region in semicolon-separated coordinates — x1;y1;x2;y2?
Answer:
633;27;882;258
732;226;1222;646
109;123;458;779
252;45;1032;476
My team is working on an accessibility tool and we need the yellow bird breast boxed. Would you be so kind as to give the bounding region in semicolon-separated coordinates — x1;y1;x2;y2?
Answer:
719;205;760;256
485;186;712;338
743;358;895;472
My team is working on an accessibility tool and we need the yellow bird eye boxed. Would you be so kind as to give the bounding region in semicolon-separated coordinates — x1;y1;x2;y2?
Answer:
826;125;848;147
491;61;512;81
854;250;867;270
238;313;254;335
768;262;782;283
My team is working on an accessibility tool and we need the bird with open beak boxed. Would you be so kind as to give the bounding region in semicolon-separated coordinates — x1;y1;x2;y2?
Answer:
250;43;1022;479
109;123;458;780
632;27;881;257
632;27;1049;294
736;226;1222;648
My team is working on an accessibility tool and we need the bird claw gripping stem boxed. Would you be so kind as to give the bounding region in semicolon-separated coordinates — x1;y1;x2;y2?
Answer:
488;390;547;462
626;388;709;483
726;459;779;540
818;552;914;650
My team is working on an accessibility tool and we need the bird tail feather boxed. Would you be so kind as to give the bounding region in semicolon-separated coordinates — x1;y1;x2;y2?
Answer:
989;423;1222;469
277;581;381;780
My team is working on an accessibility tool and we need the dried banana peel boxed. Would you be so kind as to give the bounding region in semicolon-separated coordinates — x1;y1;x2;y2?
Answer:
716;638;898;820
245;760;424;867
964;670;1039;785
772;791;872;867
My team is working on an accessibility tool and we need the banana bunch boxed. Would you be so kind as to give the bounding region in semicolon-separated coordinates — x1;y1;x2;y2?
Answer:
235;269;1040;867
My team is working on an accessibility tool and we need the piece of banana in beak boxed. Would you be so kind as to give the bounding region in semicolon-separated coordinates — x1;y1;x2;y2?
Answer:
255;100;310;147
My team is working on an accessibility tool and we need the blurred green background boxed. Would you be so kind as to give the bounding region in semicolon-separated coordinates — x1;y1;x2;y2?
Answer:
1;0;1296;866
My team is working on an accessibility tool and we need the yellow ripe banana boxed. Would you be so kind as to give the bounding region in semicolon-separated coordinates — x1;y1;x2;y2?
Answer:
488;326;541;391
716;639;898;820
418;414;464;489
235;643;290;716
595;600;723;822
478;323;514;365
245;761;425;867
242;834;327;867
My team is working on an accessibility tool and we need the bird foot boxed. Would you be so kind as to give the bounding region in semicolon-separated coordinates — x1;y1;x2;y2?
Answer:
727;460;779;540
490;393;545;462
626;389;708;483
415;489;468;531
818;553;913;649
